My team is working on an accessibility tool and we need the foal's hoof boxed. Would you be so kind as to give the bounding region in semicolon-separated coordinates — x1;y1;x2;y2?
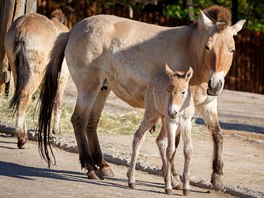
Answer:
165;189;173;195
172;180;183;190
128;182;136;189
211;173;224;190
87;170;104;180
17;136;28;149
100;166;114;177
183;189;190;196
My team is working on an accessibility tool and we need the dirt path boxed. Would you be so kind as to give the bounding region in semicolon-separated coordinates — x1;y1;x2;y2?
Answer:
0;133;234;198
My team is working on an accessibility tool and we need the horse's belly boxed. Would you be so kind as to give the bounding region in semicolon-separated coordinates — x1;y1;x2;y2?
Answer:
107;75;147;108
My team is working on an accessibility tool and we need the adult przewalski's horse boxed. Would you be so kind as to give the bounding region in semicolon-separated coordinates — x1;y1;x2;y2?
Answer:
5;11;69;148
38;5;245;189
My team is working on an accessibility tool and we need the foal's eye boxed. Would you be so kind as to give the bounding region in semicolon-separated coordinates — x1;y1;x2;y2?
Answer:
205;45;210;50
181;91;186;95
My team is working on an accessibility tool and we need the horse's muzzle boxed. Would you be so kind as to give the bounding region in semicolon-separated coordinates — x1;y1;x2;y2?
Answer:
207;79;223;96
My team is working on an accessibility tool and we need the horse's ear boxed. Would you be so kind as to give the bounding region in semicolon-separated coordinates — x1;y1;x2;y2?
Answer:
232;19;246;36
165;63;174;76
198;10;214;31
185;66;193;81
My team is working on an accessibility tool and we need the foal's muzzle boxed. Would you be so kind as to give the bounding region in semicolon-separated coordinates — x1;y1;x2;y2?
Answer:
168;105;178;120
168;110;177;119
207;73;224;96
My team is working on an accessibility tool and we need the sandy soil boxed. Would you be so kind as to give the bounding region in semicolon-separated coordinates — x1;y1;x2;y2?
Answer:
0;76;263;197
0;133;234;198
63;76;264;196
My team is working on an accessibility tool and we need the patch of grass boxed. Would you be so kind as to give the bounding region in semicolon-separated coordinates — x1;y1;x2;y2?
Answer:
0;95;205;137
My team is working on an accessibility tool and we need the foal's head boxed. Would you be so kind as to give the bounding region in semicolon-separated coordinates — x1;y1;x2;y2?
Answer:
165;64;193;119
196;5;246;96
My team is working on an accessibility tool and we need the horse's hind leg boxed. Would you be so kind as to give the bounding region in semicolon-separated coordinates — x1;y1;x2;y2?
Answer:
16;77;40;148
85;81;113;177
52;61;69;135
71;77;104;179
16;90;31;148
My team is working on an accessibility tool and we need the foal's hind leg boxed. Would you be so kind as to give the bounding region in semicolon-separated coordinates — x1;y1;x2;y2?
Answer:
71;78;104;179
85;82;113;177
127;113;159;189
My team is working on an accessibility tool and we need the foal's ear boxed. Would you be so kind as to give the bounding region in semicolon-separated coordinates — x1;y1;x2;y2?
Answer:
232;19;246;36
198;10;214;31
185;66;193;81
165;63;175;76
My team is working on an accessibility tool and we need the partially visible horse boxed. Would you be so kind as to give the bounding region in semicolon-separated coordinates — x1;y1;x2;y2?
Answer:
127;64;194;195
38;5;245;189
4;11;69;148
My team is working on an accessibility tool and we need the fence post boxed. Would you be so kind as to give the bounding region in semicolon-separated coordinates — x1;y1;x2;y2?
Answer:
0;0;36;95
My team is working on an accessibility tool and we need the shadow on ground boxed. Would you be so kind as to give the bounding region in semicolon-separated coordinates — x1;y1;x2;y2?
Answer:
195;118;264;134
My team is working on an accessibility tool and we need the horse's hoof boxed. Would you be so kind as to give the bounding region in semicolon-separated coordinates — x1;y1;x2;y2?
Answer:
17;136;28;149
100;166;114;177
211;173;224;190
128;182;136;189
87;170;104;180
165;189;173;195
183;189;190;196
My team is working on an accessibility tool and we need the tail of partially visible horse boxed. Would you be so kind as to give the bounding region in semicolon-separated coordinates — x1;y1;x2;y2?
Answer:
38;32;69;168
9;39;30;112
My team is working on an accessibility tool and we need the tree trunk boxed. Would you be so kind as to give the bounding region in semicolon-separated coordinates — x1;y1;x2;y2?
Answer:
232;0;238;24
0;0;15;94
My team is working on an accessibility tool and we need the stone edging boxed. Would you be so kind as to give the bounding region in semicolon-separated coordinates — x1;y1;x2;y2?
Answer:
0;124;263;198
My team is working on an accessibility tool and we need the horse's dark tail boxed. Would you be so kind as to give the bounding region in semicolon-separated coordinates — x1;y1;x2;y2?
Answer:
38;32;69;168
9;39;30;112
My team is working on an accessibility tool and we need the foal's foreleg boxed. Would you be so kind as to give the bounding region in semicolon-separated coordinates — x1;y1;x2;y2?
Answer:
181;119;193;196
156;121;182;189
196;99;224;189
86;84;113;177
164;121;177;195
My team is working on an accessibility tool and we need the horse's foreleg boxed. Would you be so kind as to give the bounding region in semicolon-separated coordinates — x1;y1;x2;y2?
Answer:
71;80;103;179
197;99;224;190
86;83;113;177
52;67;69;135
181;119;193;196
127;117;158;189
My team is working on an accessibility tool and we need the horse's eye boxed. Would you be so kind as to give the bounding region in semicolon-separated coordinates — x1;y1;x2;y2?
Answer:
181;91;186;95
230;49;235;53
205;45;210;50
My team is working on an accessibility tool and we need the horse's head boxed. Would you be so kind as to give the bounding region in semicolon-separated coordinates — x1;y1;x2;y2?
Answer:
197;6;246;96
165;64;193;119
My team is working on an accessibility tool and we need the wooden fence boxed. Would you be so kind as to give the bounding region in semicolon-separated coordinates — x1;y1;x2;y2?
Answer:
36;1;264;94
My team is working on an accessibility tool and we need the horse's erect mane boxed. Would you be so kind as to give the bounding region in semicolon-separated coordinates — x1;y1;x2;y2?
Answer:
203;5;232;32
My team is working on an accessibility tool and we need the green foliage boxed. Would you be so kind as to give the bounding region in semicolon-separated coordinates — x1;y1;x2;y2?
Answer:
164;0;264;31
